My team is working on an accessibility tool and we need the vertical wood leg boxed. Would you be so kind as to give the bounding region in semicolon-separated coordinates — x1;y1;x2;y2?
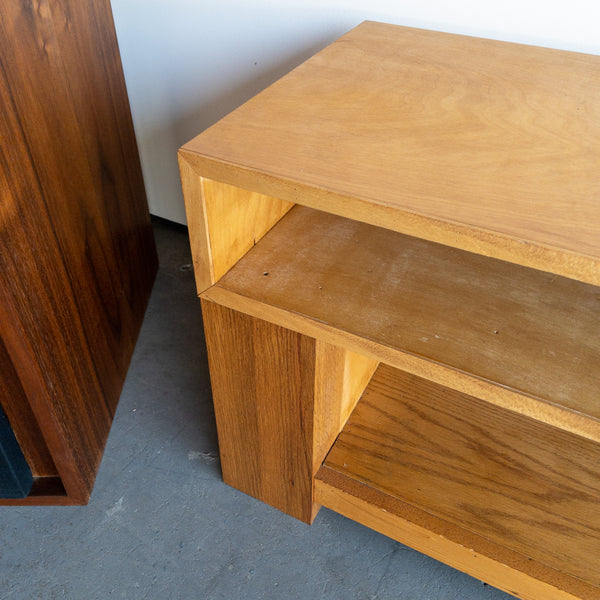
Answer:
202;299;317;522
201;299;377;523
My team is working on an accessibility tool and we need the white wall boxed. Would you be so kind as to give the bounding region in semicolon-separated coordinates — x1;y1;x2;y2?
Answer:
111;0;600;224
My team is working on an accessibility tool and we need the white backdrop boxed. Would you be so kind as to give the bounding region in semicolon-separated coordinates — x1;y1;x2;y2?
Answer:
110;0;600;224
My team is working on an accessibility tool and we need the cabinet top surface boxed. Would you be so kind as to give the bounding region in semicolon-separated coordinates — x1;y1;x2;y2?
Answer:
181;21;600;281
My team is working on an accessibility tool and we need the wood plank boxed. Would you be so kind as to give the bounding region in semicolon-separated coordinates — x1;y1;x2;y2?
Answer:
315;470;599;600
201;300;376;522
202;179;294;285
202;205;600;441
339;350;379;428
179;157;215;293
320;364;600;590
313;343;378;474
0;0;157;503
178;167;294;293
180;22;600;285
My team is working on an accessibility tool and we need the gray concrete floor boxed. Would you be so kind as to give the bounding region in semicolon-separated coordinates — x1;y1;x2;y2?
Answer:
0;219;516;600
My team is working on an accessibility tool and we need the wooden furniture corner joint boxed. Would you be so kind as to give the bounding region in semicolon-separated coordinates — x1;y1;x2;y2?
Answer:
179;21;600;600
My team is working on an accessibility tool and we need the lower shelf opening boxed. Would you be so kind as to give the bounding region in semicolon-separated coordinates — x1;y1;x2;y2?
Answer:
316;364;600;598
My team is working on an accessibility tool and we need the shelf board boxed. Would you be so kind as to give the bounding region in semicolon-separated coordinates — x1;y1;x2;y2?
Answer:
180;22;600;285
316;364;600;598
202;205;600;441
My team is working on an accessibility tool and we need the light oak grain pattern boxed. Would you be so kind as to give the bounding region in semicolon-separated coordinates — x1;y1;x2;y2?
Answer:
202;301;374;522
323;365;600;588
178;163;294;293
340;351;378;428
202;205;600;440
315;470;599;600
202;299;317;523
179;157;215;293
180;22;600;285
202;178;294;285
313;343;378;474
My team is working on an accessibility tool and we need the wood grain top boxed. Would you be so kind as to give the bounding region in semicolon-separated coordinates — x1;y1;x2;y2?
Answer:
180;21;600;284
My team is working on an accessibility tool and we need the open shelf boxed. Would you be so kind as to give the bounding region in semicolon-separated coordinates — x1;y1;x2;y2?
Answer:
182;22;600;599
180;23;600;286
316;363;600;599
202;204;600;441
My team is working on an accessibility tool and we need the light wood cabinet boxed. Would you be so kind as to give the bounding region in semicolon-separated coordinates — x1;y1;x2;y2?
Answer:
179;22;600;599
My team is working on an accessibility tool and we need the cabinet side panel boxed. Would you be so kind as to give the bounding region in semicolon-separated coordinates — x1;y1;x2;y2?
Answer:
179;158;215;293
341;351;379;425
180;171;295;294
313;342;378;473
202;178;294;283
0;0;157;502
201;299;317;523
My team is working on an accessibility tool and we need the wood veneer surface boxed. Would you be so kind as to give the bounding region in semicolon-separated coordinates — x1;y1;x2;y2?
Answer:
315;469;598;600
201;300;377;523
0;0;157;502
181;21;600;285
201;300;318;522
322;364;600;588
208;205;600;435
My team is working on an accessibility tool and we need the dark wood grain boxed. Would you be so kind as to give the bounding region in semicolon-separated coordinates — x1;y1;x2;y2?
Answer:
0;0;157;503
0;338;57;478
323;364;600;587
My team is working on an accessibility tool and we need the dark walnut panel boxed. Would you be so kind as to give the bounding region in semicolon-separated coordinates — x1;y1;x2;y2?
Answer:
0;0;157;504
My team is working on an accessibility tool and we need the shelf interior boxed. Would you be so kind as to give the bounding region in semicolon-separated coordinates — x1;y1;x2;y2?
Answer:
317;363;600;593
205;204;600;438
